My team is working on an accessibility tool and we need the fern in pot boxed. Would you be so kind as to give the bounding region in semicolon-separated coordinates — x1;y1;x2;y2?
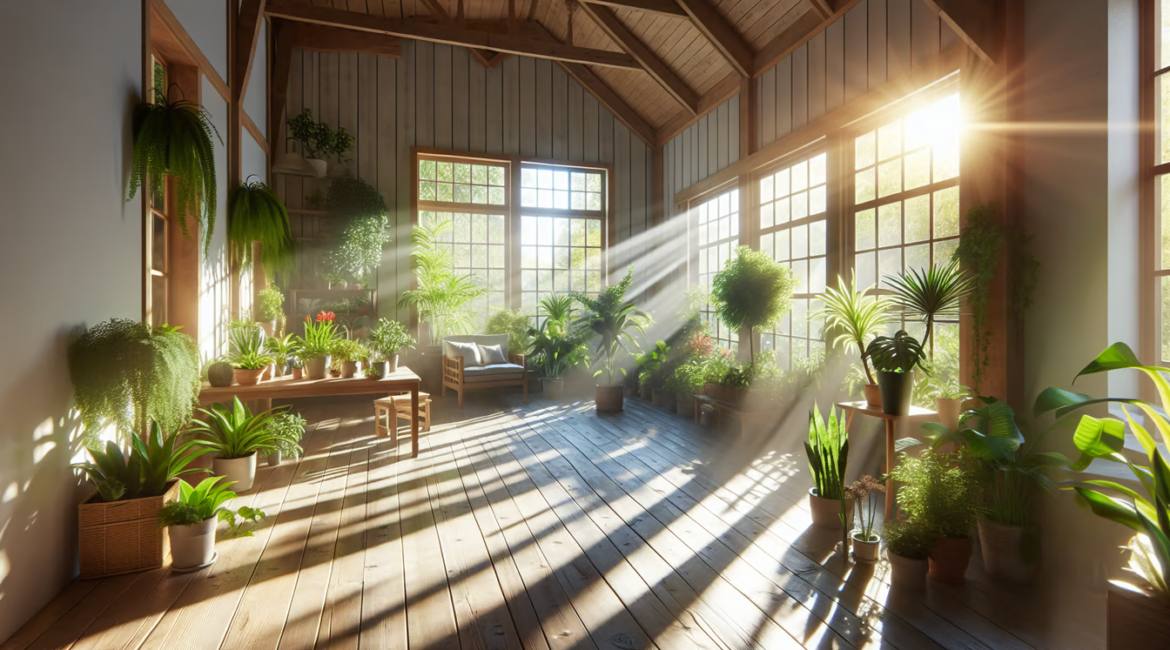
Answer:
865;330;927;416
189;397;281;492
368;318;416;375
229;178;294;283
805;404;851;529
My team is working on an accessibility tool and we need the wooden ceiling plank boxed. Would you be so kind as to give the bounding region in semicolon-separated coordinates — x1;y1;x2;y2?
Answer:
233;0;267;104
920;0;997;65
583;0;688;17
577;2;698;114
674;0;754;77
805;0;832;19
265;0;643;68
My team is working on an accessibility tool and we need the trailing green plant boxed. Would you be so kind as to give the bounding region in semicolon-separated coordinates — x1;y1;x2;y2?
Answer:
884;520;936;560
298;311;340;359
398;218;485;342
268;412;307;459
128;89;222;255
815;273;890;385
711;246;796;364
189;397;282;459
229;178;294;270
286;108;354;161
330;214;390;281
805;404;849;500
1033;342;1170;596
68;319;201;444
952;204;1040;392
73;421;207;502
889;448;982;540
368;318;416;360
572;267;651;385
331;338;368;364
634;340;671;393
866;330;927;374
486;308;534;355
884;258;974;351
257;286;286;324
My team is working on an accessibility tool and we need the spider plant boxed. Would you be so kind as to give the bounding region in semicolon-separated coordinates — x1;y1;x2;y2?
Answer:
189;397;282;459
127;88;222;256
814;273;891;385
228;177;294;271
397;218;485;343
572;267;651;385
884;259;975;348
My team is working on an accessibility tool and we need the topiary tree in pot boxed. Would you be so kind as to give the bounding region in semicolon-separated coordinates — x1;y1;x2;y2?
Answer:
711;246;795;367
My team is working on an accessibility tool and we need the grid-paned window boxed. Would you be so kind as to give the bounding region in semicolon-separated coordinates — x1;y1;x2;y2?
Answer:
1151;1;1170;363
418;159;507;206
852;92;962;346
148;54;169;327
694;187;740;349
759;152;829;369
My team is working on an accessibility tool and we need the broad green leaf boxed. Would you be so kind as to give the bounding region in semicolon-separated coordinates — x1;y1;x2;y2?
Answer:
1073;487;1143;532
1069;415;1126;471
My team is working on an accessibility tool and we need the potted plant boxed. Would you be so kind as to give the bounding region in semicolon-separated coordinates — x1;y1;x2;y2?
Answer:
816;273;890;408
266;412;306;467
206;356;235;388
398;218;484;345
711;246;796;366
298;311;340;379
230;180;294;285
888;448;982;584
286;108;353;177
572;268;650;412
922;376;970;430
845;475;884;563
1034;342;1170;645
289;356;304;380
332;339;367;378
157;477;240;572
669;361;706;418
368;318;416;374
865;330;927;416
72;422;207;578
527;295;585;399
487;308;534;359
255;285;287;337
884;520;935;590
805;405;852;529
722;365;752;406
227;323;273;386
266;334;296;377
127;89;220;255
68;319;201;444
189;397;281;492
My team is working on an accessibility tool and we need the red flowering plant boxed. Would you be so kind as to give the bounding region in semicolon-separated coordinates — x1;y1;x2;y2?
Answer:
298;311;339;359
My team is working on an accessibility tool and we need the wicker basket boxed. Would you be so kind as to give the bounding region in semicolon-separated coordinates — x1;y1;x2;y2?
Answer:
78;479;179;579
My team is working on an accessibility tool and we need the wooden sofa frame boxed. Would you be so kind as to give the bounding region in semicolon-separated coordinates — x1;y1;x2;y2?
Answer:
442;353;528;407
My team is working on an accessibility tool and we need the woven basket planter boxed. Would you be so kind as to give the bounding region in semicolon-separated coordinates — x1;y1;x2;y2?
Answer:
78;479;179;579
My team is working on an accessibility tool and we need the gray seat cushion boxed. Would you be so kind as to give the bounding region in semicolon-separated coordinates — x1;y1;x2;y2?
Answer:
463;363;524;384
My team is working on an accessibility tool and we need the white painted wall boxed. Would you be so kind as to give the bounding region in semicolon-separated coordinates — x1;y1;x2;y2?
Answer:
0;0;143;641
201;76;234;359
244;19;267;136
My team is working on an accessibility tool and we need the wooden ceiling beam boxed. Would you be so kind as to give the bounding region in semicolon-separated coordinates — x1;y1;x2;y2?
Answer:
920;0;998;65
233;0;266;105
419;0;503;67
582;0;688;17
265;1;643;69
284;21;403;57
673;0;754;78
806;0;833;19
576;2;698;114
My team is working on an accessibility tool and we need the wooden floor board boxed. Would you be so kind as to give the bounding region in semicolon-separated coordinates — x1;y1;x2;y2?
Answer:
4;394;1094;650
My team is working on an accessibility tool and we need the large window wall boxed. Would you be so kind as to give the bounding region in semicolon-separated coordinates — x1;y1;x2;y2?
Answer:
694;187;740;349
1147;0;1170;364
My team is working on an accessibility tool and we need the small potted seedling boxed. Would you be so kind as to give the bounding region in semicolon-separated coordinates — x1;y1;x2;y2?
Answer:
157;477;266;572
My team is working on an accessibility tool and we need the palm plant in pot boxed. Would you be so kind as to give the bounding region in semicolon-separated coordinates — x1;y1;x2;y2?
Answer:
815;273;891;408
711;246;795;366
298;311;340;379
865;330;927;416
1033;342;1170;645
572;268;650;412
888;448;982;584
805;404;852;529
368;318;416;376
844;475;885;563
397;218;485;345
885;520;935;590
189;397;281;492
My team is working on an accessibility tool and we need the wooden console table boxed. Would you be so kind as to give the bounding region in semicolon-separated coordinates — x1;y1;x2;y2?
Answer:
835;401;938;519
199;367;424;457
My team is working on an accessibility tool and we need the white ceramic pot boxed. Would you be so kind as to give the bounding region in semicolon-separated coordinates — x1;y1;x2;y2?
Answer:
169;516;217;572
213;453;258;492
386;354;400;373
307;158;328;177
306;355;330;380
936;397;965;431
852;533;880;563
342;360;358;378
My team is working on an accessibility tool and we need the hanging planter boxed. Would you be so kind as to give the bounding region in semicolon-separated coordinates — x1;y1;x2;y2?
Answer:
228;177;295;273
127;88;221;256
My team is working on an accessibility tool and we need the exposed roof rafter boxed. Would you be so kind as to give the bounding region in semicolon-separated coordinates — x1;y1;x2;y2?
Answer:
582;0;688;17
920;0;998;65
673;0;754;78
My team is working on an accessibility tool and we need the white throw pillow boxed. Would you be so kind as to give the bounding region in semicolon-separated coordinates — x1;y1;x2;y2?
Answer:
447;340;482;366
478;343;508;366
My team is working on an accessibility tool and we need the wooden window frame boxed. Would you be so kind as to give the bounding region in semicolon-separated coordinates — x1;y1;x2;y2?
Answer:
1142;0;1167;366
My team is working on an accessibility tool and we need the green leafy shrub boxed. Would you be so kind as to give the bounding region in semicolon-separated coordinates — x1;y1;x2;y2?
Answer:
572;267;651;385
889;449;982;539
268;412;307;459
331;339;368;363
257;286;286;324
326;175;387;225
368;318;416;360
398;218;485;341
528;295;587;378
331;214;390;281
711;246;795;364
227;322;273;370
68;319;201;444
634;340;670;392
287;109;354;161
885;520;936;560
229;178;294;270
486;308;534;355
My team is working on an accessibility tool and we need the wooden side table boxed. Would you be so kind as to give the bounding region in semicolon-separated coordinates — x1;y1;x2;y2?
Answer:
835;401;939;518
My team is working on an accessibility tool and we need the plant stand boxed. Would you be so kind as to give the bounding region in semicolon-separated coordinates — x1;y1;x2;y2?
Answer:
835;401;938;518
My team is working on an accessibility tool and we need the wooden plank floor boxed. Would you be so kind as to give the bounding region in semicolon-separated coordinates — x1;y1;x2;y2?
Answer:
1;393;1105;650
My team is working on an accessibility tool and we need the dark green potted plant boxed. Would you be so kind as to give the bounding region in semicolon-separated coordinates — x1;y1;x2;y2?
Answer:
286;108;353;177
368;318;417;374
815;273;891;408
667;360;706;418
332;339;367;378
486;308;534;358
398;218;485;347
634;340;671;405
572;268;650;412
528;295;585;399
885;520;935;590
865;330;926;415
189;397;282;492
711;246;795;365
158;477;246;572
266;411;307;466
805;404;851;529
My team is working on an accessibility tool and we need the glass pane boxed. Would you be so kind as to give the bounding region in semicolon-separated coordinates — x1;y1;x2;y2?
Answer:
151;275;166;327
810;153;827;186
775;230;790;261
437;162;453;181
454;163;470;183
878;159;902;198
856;251;875;289
152;214;166;272
775;168;790;197
878;248;902;282
489;187;505;205
809;185;826;215
905;194;931;243
1162;175;1170;269
933;187;960;238
587;220;601;246
810;219;827;257
791;161;809;192
855;168;876;203
760;202;774;229
904;148;931;190
760;174;774;203
878;203;902;248
792;224;809;259
420;159;436;180
855;208;876;251
855;131;876;170
1163;276;1170;362
934;133;961;181
472;165;488;184
489;166;505;186
878;121;902;161
905;243;930;274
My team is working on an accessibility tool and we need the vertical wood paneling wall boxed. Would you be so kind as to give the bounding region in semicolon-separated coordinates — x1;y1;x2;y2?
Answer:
276;42;655;322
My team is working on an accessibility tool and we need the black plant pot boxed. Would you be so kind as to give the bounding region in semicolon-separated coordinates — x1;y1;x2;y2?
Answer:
876;370;914;415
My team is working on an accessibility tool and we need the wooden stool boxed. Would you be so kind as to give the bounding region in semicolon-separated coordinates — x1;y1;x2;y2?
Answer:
374;392;431;440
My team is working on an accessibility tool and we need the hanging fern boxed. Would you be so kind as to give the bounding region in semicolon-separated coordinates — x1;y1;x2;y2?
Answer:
229;177;294;272
67;320;201;446
127;90;222;256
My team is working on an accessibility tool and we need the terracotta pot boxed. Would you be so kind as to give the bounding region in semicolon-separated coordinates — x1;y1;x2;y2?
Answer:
676;396;694;417
808;488;854;529
292;367;303;380
978;519;1039;584
213;453;258;492
233;368;264;387
169;516;217;572
888;551;929;590
305;355;330;380
863;383;882;408
852;533;880;563
936;397;965;431
342;360;358;378
1108;585;1170;649
544;377;564;399
268;450;282;467
651;388;671;407
928;536;972;584
595;384;624;412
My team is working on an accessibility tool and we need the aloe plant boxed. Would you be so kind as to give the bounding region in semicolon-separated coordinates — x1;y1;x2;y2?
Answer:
805;404;848;500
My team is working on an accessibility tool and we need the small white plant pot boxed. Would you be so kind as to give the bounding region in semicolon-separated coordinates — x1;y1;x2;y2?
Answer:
851;533;881;563
306;158;328;177
213;453;258;492
169;516;217;572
